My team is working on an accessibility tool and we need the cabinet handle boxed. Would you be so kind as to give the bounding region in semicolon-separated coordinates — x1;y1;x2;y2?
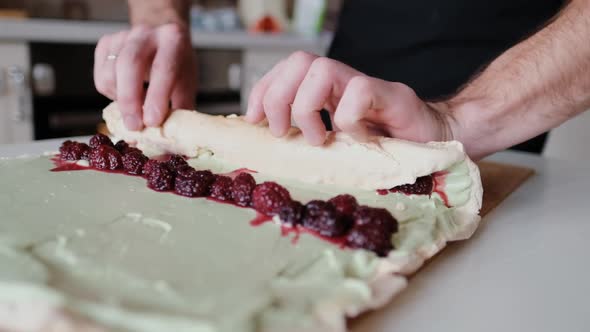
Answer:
7;66;30;123
227;63;242;91
0;68;5;96
32;63;56;96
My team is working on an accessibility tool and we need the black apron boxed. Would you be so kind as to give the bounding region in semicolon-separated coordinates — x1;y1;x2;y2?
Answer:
328;0;565;153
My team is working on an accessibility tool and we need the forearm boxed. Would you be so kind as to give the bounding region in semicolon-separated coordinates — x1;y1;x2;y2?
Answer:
444;0;590;159
127;0;189;26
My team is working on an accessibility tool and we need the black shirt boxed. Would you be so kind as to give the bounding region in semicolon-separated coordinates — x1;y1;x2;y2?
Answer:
328;0;565;153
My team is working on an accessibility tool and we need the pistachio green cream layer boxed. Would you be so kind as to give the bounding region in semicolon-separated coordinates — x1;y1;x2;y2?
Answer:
0;154;471;332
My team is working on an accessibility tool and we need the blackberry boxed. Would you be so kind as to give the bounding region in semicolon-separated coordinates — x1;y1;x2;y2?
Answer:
210;175;233;201
122;151;148;175
251;182;292;215
390;175;433;195
278;201;304;226
89;133;114;149
302;200;351;237
89;145;122;170
345;206;398;257
59;140;90;161
231;173;257;207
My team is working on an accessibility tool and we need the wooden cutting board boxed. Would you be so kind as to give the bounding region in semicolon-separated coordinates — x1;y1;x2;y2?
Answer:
477;161;535;216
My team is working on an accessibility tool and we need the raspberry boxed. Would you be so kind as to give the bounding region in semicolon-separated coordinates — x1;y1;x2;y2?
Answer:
328;194;358;217
210;175;233;201
165;154;188;172
89;133;114;149
345;206;398;257
59;140;90;161
122;151;148;175
390;175;433;195
278;201;304;226
231;173;257;207
147;162;174;191
302;200;351;237
174;166;215;197
251;182;292;215
142;160;160;178
89;145;122;170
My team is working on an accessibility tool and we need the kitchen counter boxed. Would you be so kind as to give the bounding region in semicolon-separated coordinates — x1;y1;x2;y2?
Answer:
0;18;332;50
1;139;589;332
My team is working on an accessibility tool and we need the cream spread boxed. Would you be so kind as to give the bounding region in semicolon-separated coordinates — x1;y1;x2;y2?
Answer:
0;103;483;332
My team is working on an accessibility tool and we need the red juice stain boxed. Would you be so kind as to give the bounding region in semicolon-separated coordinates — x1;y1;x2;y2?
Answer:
50;157;91;172
279;224;301;244
250;212;272;226
432;171;450;207
376;189;389;196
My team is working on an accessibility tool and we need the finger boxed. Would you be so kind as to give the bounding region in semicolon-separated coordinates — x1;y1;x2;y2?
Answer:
261;51;318;137
171;44;197;111
94;31;129;99
333;76;392;141
171;75;197;110
143;24;189;127
99;31;129;99
94;35;113;98
244;59;286;124
115;26;156;131
291;58;361;145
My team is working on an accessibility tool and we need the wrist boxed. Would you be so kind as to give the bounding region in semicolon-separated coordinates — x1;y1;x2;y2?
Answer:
429;99;495;160
128;0;189;27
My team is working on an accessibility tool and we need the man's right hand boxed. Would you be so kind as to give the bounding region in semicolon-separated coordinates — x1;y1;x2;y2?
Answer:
94;23;197;131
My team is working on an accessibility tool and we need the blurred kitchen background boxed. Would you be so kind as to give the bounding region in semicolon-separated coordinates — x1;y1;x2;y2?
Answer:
0;0;340;144
1;0;589;161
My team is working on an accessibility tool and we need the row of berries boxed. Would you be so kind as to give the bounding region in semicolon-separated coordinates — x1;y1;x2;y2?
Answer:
59;134;399;257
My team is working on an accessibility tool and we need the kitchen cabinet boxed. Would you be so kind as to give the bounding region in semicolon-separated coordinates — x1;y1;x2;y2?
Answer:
0;41;33;144
0;19;330;141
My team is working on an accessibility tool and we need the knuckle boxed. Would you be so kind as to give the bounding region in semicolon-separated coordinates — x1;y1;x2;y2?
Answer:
159;23;185;37
347;75;373;93
130;24;151;37
118;46;145;67
95;81;109;96
288;50;316;65
150;58;175;75
291;101;311;118
262;91;282;111
309;57;337;76
96;35;110;46
159;29;185;48
333;111;351;129
117;95;138;112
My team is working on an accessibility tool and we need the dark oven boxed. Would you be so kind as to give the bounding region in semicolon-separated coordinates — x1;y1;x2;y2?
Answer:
30;43;241;139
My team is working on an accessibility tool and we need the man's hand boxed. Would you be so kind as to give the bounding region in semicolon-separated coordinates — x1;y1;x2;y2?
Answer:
94;23;196;131
245;51;454;146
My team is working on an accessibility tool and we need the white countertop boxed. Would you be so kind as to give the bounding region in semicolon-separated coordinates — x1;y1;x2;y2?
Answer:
1;139;589;332
0;18;332;51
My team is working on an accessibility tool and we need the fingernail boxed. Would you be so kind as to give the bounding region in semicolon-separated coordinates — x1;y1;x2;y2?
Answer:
244;108;254;122
143;105;160;127
124;114;142;131
270;125;285;137
310;132;326;146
